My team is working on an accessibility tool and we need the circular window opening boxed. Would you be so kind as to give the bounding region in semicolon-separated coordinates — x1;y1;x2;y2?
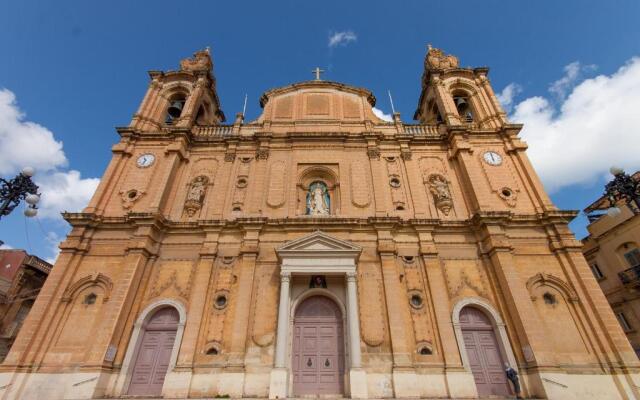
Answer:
232;206;242;212
206;347;219;355
402;256;415;263
127;190;138;199
543;292;557;305
410;294;423;308
237;178;248;188
214;294;228;309
502;189;512;197
419;346;432;355
390;177;401;188
396;205;405;211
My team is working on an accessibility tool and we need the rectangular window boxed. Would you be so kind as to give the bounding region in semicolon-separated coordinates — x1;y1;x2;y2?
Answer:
590;264;605;279
616;312;632;332
624;248;640;267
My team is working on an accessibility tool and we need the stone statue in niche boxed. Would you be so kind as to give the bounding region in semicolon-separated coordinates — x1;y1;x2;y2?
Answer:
309;275;327;288
306;181;330;216
184;175;209;217
428;174;453;215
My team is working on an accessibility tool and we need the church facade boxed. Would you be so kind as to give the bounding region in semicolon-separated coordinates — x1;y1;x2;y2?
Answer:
0;48;638;400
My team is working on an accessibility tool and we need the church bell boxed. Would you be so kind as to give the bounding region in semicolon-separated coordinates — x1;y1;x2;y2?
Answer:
455;97;468;109
167;100;184;119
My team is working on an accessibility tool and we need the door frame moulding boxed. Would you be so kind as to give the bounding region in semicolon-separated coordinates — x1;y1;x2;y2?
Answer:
451;297;518;374
269;230;366;399
113;298;187;396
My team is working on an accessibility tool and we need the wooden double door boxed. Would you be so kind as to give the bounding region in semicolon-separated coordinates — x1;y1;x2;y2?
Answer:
127;307;179;396
460;306;512;397
292;296;345;396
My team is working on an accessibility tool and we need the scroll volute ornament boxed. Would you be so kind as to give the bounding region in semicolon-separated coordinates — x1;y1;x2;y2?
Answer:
427;174;453;216
425;45;459;70
184;175;209;217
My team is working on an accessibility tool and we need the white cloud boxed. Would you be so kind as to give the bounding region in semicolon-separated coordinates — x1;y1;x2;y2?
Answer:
511;57;640;192
35;170;100;219
372;107;393;122
0;243;12;250
0;89;67;175
0;88;99;220
44;231;61;264
548;61;597;100
328;30;357;48
496;83;522;113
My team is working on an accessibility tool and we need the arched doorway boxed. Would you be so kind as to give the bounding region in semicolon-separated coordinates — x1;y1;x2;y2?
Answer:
292;295;345;396
460;306;512;397
127;307;179;396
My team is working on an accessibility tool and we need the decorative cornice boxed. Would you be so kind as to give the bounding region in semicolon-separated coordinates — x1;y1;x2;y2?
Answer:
259;80;376;108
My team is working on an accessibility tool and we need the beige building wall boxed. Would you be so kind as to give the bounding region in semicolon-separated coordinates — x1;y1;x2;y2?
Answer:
583;189;640;356
0;48;638;400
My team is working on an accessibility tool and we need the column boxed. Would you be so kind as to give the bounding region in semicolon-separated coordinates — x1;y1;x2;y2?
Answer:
345;272;362;367
274;272;291;368
346;272;367;399
269;272;291;399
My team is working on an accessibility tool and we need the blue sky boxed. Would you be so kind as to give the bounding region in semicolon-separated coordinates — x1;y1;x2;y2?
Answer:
1;0;639;262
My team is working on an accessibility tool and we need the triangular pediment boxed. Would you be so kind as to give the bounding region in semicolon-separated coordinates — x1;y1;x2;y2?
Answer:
277;231;362;256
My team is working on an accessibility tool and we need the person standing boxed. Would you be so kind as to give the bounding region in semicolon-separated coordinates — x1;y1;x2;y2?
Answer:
505;363;523;399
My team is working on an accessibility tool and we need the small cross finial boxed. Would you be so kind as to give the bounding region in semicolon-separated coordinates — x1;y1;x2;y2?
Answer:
312;67;325;81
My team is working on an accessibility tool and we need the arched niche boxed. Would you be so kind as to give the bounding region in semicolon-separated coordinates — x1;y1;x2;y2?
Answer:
61;272;113;303
297;166;340;215
526;273;589;358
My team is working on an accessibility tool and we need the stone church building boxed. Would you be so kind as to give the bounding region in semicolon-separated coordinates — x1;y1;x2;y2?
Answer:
0;48;638;400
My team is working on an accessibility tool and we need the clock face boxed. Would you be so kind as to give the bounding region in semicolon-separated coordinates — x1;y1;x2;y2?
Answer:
136;154;155;168
483;151;502;166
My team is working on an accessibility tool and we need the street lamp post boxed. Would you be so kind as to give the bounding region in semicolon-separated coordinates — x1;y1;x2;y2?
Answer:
605;166;640;218
0;167;41;221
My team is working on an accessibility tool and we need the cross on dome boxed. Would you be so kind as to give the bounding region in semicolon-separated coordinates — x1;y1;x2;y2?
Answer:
311;67;325;81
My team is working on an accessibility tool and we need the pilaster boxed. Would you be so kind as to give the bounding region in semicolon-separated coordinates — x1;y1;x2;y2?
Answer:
227;220;262;366
414;227;462;367
374;224;413;367
473;214;555;369
176;230;220;368
148;139;187;214
448;130;489;212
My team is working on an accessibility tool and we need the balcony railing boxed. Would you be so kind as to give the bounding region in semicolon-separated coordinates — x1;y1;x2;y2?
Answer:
403;124;440;136
194;125;234;137
619;264;640;285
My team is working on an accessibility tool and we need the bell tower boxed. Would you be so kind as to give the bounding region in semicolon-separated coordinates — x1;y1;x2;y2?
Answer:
130;48;225;133
414;45;507;129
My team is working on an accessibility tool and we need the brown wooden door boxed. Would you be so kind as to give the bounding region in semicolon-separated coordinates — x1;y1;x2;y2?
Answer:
460;306;512;397
127;307;179;396
292;296;344;396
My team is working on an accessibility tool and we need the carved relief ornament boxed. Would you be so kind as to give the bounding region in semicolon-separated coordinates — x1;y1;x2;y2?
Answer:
184;175;209;217
367;147;380;160
425;45;459;70
427;174;453;215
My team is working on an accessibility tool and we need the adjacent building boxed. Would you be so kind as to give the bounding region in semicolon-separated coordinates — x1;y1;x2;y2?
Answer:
583;172;640;357
0;250;52;362
0;47;638;400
